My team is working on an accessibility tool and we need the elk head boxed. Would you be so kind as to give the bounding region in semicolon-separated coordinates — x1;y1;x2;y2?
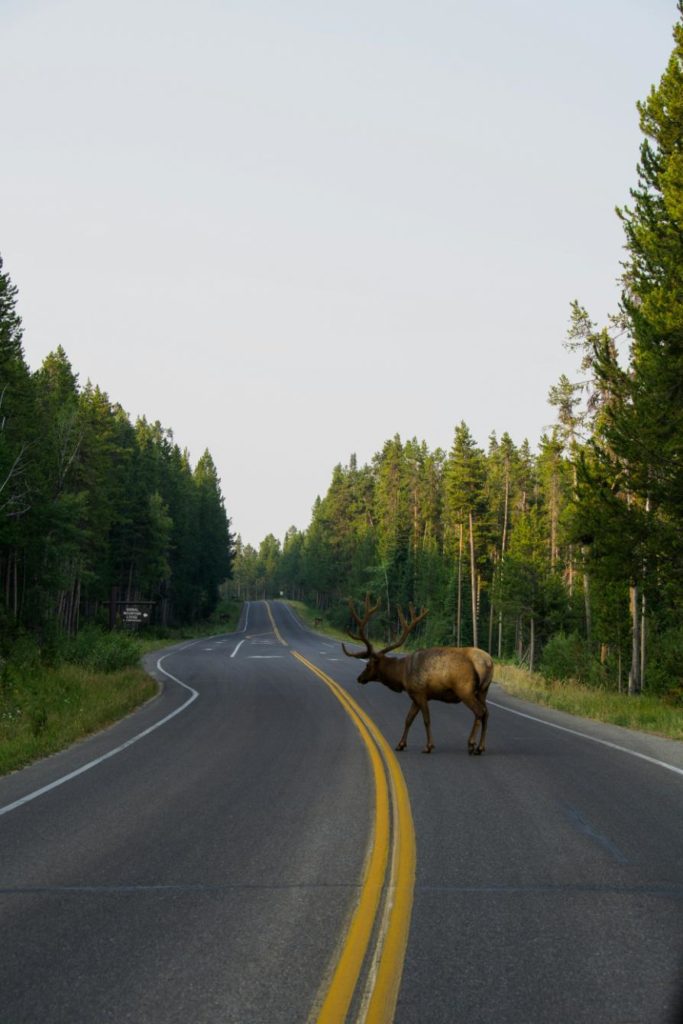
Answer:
342;595;429;685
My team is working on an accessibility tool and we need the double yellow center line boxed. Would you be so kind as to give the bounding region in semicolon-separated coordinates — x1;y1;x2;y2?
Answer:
292;651;416;1024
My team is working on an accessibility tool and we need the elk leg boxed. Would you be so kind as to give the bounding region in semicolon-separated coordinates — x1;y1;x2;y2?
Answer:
461;695;488;755
396;700;420;751
418;698;434;753
477;701;489;753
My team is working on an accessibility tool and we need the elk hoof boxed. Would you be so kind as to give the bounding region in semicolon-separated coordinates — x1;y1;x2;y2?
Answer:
396;742;406;751
422;746;434;754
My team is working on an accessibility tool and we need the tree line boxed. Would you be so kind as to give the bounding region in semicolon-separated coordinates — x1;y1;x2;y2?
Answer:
0;257;233;640
233;7;683;699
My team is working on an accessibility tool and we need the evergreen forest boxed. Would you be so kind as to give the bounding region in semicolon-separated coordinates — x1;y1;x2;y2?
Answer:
232;8;683;701
0;258;233;642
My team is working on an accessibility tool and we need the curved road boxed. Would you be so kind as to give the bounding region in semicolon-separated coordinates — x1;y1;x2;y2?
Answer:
1;600;682;1023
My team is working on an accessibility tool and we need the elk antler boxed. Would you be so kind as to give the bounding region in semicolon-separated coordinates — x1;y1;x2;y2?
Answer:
341;594;380;659
378;603;429;655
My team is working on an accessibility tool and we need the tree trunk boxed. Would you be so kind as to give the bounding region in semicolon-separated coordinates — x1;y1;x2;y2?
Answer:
469;512;478;648
497;466;509;659
456;523;463;646
529;615;535;673
383;563;391;626
640;590;646;690
583;568;592;646
628;583;641;695
12;550;18;617
550;470;558;569
73;575;81;634
497;611;503;659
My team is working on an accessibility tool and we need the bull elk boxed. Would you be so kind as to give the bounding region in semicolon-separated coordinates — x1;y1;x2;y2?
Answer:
342;596;493;755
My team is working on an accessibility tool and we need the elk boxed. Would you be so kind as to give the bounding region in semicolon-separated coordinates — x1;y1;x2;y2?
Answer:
342;596;493;755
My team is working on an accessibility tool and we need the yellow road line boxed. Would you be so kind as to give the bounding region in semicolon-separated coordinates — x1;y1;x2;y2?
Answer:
292;652;389;1022
292;651;416;1024
265;601;288;646
360;722;416;1024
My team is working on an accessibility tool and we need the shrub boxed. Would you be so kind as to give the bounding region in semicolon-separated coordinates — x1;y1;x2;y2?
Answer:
5;635;42;671
539;632;605;687
65;627;142;672
644;624;683;697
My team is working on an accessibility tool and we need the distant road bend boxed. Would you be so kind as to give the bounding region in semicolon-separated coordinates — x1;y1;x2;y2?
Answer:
0;600;682;1023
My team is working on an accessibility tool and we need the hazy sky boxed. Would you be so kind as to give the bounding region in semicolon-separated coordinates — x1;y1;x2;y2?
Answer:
1;0;676;548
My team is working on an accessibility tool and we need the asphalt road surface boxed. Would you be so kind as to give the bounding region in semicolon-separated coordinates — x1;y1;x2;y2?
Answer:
1;600;682;1023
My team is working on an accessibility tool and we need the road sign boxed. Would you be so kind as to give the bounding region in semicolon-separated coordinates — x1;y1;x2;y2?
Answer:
122;606;144;624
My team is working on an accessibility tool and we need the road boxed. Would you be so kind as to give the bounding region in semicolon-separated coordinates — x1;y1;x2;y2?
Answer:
1;600;682;1023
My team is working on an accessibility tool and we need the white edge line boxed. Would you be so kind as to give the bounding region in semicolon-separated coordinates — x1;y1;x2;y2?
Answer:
0;648;200;818
488;699;683;778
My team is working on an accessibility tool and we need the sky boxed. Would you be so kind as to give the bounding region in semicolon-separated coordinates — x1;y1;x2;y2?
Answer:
1;0;677;548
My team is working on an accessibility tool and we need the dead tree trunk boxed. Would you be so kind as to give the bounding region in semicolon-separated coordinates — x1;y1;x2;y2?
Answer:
456;523;463;646
469;511;478;649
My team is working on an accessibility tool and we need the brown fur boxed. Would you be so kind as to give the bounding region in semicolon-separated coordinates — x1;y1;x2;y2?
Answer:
356;646;493;754
343;598;493;754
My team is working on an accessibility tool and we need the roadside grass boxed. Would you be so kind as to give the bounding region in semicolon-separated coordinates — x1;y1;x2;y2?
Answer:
285;600;350;643
0;662;157;776
494;661;683;742
0;600;243;778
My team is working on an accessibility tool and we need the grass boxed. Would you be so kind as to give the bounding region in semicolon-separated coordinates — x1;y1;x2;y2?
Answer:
494;661;683;742
0;662;157;776
0;600;244;778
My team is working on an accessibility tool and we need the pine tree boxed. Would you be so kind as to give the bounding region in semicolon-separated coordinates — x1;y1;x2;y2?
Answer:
193;449;233;618
443;422;486;645
0;256;32;528
31;348;85;631
570;5;683;693
612;6;683;585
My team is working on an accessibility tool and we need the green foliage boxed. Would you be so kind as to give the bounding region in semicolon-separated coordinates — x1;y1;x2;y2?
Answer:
642;624;683;697
64;627;142;672
0;659;156;775
495;661;683;740
0;623;159;774
539;632;605;687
